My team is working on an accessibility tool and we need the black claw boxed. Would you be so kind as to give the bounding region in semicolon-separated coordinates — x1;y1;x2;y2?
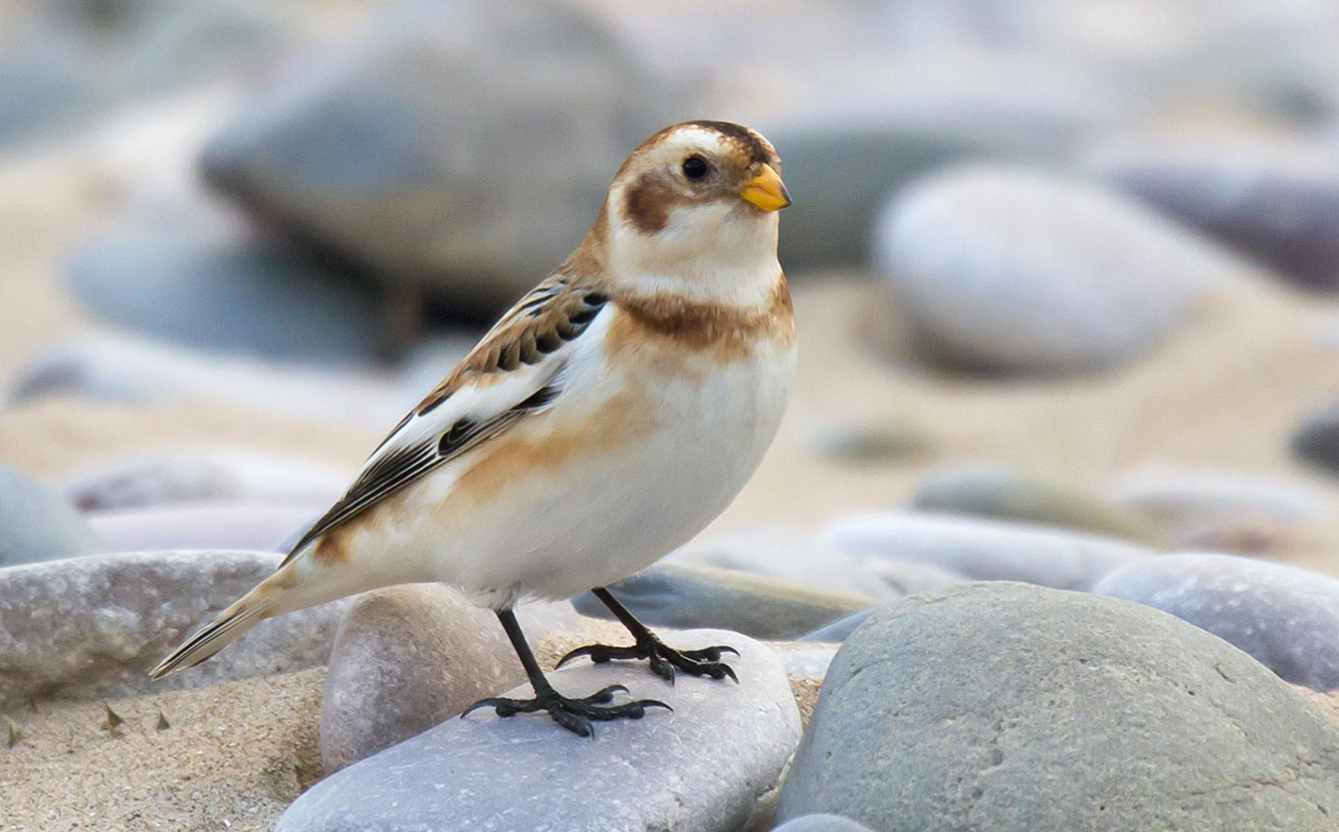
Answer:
461;685;669;737
554;635;741;686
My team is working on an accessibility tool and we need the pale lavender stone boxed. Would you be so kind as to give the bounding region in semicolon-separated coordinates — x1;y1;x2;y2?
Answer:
89;504;320;553
1094;553;1339;691
279;630;801;832
819;511;1154;591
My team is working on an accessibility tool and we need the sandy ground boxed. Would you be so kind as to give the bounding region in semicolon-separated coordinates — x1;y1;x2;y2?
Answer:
0;619;826;832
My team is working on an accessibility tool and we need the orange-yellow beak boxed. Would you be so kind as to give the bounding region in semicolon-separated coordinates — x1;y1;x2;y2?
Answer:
740;163;791;212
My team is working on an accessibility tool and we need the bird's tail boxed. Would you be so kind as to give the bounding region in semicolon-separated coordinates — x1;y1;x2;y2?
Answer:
149;566;290;679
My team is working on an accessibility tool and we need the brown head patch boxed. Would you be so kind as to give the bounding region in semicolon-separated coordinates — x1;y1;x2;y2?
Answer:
683;120;777;168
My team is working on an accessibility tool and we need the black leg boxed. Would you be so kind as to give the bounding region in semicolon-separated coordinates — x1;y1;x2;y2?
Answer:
462;609;670;737
557;588;740;684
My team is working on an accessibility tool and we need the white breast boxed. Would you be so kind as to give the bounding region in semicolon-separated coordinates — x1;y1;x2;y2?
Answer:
378;308;797;605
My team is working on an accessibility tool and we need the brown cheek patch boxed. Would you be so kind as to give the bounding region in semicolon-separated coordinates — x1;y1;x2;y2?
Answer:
623;172;676;234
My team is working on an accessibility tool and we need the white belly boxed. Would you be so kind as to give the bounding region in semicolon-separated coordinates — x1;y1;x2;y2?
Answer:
378;338;796;605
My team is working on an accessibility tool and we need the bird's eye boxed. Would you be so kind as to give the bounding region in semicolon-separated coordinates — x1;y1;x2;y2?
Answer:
682;155;709;180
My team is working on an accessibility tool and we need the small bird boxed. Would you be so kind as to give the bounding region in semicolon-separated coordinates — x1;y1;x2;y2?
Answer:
151;120;796;737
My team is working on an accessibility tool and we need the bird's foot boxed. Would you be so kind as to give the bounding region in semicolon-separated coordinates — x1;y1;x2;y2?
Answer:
557;635;739;685
461;684;669;738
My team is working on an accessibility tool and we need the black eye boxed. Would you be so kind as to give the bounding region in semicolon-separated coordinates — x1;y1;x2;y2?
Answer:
682;155;709;180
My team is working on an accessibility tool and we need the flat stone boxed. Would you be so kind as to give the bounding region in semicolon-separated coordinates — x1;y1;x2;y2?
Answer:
805;417;933;465
573;562;875;640
1094;553;1339;691
873;166;1236;375
1093;144;1339;291
0;550;350;710
278;630;801;832
910;464;1166;545
57;447;346;511
321;585;577;772
0;463;105;568
777;582;1339;831
202;0;670;316
88;504;320;553
669;531;947;602
799;606;881;644
65;195;385;366
818;511;1154;591
4;332;404;427
1108;467;1330;553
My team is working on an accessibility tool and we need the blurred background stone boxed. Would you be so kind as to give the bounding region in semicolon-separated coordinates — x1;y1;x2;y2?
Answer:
200;0;676;319
1092;142;1339;292
0;463;106;567
873;166;1242;376
66;194;387;366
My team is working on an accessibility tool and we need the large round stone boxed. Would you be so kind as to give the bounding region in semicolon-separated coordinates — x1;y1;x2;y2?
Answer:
201;0;670;316
778;582;1339;831
873;166;1237;375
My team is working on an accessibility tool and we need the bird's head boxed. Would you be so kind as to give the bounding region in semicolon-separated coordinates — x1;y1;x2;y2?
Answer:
584;120;790;302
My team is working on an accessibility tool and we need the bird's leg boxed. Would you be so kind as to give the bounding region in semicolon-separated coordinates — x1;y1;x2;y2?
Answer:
462;608;670;737
557;587;739;684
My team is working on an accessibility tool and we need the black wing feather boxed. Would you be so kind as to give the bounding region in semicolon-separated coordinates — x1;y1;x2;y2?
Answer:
280;382;564;566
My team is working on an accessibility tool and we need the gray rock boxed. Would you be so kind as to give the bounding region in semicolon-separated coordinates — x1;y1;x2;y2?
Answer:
779;647;838;679
5;333;404;427
57;447;346;511
800;606;880;644
805;417;933;465
1109;467;1330;553
777;582;1339;831
668;531;952;603
874;166;1235;375
87;504;319;553
1094;553;1339;692
0;550;350;710
771;815;876;832
66;196;385;366
910;464;1166;545
0;0;297;147
770;123;1030;270
321;585;577;772
573;562;875;640
1094;147;1339;291
278;630;800;832
1292;399;1339;476
0;464;105;568
819;511;1154;591
202;0;670;316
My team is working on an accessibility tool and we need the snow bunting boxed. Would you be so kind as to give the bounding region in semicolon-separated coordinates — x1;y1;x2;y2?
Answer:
151;120;796;737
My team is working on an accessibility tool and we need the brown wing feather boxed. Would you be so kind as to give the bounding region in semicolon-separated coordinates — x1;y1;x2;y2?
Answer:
414;274;608;414
280;274;608;566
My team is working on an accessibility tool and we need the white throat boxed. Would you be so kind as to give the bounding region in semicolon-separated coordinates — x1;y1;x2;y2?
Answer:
605;198;782;307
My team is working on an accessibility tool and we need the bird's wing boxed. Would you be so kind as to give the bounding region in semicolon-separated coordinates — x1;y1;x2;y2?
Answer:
281;275;609;565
